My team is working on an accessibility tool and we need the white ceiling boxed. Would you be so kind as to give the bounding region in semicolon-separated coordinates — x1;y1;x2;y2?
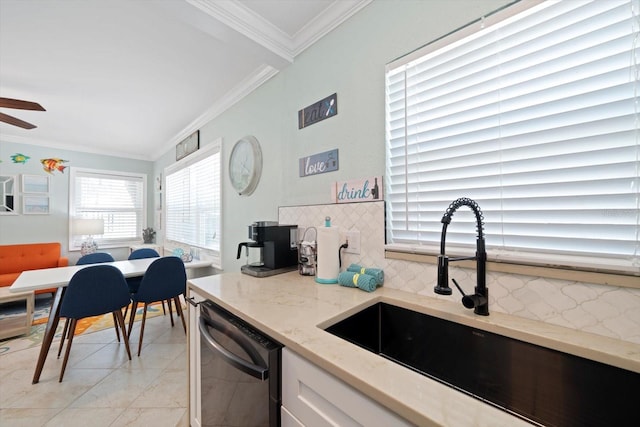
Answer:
0;0;370;160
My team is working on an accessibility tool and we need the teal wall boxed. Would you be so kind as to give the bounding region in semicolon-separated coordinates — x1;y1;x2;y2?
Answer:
184;0;511;271
1;0;510;268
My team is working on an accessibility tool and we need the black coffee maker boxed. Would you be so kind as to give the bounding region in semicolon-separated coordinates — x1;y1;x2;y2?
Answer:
237;221;298;277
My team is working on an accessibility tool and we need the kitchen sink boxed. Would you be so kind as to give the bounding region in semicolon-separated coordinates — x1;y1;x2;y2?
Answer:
324;302;639;427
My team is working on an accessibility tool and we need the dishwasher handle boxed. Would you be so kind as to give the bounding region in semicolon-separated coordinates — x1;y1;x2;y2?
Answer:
199;316;269;381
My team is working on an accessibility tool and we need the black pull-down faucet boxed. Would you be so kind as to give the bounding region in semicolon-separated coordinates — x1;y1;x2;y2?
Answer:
434;197;489;316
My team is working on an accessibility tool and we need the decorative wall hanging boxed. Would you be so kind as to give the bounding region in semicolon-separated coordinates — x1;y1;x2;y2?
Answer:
176;130;200;161
23;195;49;214
299;149;339;177
0;175;16;214
332;176;383;204
10;153;30;164
40;158;68;174
22;174;50;194
298;93;337;129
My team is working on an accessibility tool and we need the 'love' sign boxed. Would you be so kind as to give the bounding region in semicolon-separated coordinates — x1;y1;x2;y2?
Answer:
299;149;339;177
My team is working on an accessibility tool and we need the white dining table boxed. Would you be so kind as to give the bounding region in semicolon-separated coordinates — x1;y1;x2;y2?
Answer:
9;257;212;383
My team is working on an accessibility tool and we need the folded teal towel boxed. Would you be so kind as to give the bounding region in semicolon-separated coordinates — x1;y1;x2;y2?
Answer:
346;264;384;285
338;271;379;292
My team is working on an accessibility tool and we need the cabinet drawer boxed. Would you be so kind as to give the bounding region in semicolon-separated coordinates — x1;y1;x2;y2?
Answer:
282;406;304;427
282;348;413;427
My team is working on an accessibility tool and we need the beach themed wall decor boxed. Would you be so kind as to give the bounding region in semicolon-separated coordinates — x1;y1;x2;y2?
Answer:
10;153;30;164
40;158;68;174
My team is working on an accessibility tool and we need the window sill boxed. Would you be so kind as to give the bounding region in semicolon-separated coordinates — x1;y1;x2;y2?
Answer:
385;250;640;290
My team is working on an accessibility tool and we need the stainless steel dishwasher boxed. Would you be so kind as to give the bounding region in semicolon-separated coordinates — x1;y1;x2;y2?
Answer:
198;300;282;427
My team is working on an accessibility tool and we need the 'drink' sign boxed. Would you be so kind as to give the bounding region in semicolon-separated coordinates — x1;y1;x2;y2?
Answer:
332;176;383;203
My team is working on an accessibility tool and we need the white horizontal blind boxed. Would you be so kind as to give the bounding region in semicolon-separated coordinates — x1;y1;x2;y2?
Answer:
385;0;640;272
69;168;145;249
165;142;221;257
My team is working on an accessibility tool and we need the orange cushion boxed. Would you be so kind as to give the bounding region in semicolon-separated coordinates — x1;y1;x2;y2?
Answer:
0;243;68;294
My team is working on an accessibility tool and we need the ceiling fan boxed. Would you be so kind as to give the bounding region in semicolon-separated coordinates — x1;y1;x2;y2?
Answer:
0;97;46;129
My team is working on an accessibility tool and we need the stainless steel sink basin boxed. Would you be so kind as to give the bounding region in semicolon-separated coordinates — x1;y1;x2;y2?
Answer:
324;302;639;427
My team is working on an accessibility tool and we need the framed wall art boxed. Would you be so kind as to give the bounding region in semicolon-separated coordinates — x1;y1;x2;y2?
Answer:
22;174;50;194
23;195;50;214
176;130;200;161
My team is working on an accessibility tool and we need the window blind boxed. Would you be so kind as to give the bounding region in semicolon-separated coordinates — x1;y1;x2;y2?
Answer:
69;168;145;249
165;142;221;260
385;0;639;273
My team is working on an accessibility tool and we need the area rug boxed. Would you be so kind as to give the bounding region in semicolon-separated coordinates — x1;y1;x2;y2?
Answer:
0;295;176;356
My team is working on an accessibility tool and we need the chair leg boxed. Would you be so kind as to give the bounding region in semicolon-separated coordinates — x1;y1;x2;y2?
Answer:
113;310;132;360
59;318;78;382
112;312;121;342
127;301;139;338
57;318;70;358
137;304;149;357
167;298;175;327
178;292;187;316
122;303;130;323
161;300;166;315
174;296;186;334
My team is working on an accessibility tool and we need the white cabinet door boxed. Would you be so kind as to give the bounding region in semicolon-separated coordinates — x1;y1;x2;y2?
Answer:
282;348;413;427
187;287;206;427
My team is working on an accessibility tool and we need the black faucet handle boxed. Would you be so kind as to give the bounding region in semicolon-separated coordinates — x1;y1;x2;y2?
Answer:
434;255;452;295
452;278;489;314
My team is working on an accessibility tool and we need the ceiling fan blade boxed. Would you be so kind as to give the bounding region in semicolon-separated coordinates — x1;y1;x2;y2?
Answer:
0;112;37;129
0;97;46;111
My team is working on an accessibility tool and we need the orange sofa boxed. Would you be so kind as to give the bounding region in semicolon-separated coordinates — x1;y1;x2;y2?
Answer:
0;242;68;295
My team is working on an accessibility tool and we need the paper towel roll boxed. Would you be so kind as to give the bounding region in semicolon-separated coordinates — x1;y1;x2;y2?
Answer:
315;225;340;284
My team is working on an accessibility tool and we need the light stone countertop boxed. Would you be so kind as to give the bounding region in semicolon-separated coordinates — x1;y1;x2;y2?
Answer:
188;271;640;427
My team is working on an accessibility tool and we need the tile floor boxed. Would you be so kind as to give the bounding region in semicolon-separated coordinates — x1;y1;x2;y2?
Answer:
0;314;188;427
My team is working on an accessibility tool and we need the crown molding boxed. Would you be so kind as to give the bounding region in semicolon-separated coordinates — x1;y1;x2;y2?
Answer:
291;0;373;56
1;134;153;161
186;0;372;62
187;0;294;63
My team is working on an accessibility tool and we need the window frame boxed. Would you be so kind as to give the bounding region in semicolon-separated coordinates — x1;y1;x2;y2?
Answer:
69;167;147;251
163;139;222;269
384;0;640;276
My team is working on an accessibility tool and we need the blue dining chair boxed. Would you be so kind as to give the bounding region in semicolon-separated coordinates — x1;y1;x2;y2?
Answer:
124;248;163;319
58;264;132;381
58;252;117;357
77;252;115;265
126;248;160;293
128;248;160;260
127;256;186;356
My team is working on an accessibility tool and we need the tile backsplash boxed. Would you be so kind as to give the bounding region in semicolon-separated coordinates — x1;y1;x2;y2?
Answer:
280;201;640;345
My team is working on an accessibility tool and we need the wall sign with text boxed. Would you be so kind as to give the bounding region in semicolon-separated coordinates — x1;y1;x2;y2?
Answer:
298;93;337;129
299;149;339;177
332;176;383;203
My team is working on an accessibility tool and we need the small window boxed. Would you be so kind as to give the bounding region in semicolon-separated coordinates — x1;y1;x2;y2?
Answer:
164;140;221;267
385;0;639;273
69;168;146;250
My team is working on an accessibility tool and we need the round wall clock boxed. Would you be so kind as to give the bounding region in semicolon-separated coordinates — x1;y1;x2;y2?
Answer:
229;135;262;196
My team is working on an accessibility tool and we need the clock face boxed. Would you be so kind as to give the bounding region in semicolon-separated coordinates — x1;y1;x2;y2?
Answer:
229;136;262;195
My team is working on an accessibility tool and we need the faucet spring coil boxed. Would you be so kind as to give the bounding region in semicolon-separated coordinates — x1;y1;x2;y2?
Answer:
442;197;485;238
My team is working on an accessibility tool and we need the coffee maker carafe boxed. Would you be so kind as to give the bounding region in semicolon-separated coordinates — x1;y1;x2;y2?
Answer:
237;221;298;277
